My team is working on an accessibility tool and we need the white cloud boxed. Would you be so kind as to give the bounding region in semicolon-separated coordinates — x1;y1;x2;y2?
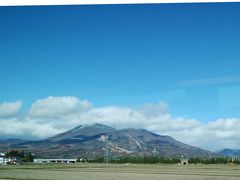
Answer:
1;96;240;151
178;76;240;86
139;101;169;117
0;101;22;117
162;118;240;151
0;117;62;138
29;96;91;118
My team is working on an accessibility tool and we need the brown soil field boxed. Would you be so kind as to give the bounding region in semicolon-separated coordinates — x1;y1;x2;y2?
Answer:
0;163;240;180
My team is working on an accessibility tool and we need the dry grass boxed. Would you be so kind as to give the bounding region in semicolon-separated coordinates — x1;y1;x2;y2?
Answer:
1;163;240;180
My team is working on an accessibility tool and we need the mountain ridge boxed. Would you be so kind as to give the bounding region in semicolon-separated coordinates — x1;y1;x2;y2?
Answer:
217;148;240;157
0;123;215;158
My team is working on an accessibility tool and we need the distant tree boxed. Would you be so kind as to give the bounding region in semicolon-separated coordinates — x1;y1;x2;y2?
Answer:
233;158;240;164
24;152;33;162
20;150;25;158
91;157;104;163
5;150;33;162
5;150;23;158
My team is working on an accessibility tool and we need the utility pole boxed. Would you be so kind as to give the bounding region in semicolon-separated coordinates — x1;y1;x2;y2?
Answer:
100;135;109;164
104;136;109;164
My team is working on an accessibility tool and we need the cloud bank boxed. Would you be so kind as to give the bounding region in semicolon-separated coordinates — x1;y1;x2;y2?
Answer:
0;101;22;117
0;96;240;151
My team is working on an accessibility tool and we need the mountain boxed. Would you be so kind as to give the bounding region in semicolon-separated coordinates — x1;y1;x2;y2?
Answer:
0;123;214;158
217;149;240;157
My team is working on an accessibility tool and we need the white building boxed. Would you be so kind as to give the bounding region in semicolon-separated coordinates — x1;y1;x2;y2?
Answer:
0;157;5;165
0;153;22;165
0;153;5;165
34;158;77;164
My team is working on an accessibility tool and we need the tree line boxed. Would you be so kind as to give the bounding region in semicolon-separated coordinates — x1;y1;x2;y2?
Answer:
89;156;181;164
87;156;240;164
188;157;240;164
4;150;33;162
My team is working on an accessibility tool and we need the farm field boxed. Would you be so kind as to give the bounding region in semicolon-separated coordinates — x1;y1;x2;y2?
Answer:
0;163;240;180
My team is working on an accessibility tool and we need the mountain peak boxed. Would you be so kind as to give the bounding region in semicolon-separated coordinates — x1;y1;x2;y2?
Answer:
72;123;115;130
92;123;114;128
49;123;117;142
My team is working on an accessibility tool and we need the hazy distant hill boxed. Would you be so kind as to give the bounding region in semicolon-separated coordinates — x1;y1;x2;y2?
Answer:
217;149;240;157
0;123;214;158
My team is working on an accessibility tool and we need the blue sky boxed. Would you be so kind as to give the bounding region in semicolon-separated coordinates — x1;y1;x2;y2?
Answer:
1;3;240;123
